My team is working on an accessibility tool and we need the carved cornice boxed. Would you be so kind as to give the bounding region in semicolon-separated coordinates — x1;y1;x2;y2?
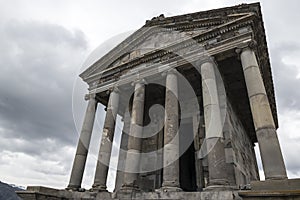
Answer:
84;14;255;85
80;10;256;81
144;3;260;27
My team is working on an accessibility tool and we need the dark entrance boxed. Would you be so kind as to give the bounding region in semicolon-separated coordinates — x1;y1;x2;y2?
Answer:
179;121;197;191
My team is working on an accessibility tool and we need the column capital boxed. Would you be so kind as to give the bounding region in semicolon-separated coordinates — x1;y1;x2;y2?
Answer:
167;68;178;75
235;40;257;55
107;86;120;94
195;57;216;67
161;68;178;77
131;78;147;86
84;93;96;101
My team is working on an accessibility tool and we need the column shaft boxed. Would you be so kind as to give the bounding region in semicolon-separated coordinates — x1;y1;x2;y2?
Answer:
240;47;287;180
93;89;119;191
114;110;131;192
162;70;181;191
155;116;164;189
122;81;145;189
201;61;228;186
193;114;205;190
67;94;97;190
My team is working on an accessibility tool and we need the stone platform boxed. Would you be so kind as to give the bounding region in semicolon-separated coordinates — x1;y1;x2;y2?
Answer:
239;179;300;200
17;179;300;200
17;187;237;200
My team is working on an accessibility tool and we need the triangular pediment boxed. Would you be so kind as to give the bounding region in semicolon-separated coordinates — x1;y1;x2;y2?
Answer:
80;3;261;82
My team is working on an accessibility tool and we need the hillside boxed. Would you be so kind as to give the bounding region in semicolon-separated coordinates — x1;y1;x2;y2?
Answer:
0;181;23;200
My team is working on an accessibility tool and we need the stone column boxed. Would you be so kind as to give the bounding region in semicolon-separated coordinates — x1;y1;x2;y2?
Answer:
67;94;98;190
114;109;131;192
200;60;229;187
155;115;164;189
162;69;181;191
193;114;205;191
93;88;120;191
237;46;287;180
122;80;146;190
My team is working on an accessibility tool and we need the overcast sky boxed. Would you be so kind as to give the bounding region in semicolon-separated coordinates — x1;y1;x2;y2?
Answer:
0;0;299;192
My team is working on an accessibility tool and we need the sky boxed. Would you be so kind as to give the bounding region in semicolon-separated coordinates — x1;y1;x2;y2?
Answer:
0;0;300;192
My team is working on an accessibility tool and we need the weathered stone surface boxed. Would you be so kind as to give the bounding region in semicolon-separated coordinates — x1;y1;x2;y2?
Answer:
239;47;287;180
93;89;120;191
201;61;223;139
250;179;300;191
115;110;131;192
67;95;98;190
122;81;145;189
239;190;300;200
239;179;300;200
224;101;259;187
250;94;275;130
200;61;228;187
193;114;205;190
162;70;180;190
256;128;287;180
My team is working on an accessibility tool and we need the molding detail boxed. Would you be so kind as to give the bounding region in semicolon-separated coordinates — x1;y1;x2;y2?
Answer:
235;39;257;54
84;93;96;101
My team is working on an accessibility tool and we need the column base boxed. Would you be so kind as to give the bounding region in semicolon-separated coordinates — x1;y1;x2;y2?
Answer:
265;175;288;180
120;183;140;193
161;180;182;192
90;184;108;192
204;179;231;191
208;179;229;186
204;185;234;191
256;127;287;180
65;184;81;191
160;186;182;192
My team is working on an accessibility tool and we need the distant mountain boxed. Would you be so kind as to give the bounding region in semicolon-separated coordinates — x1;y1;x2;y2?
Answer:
0;181;24;200
7;184;25;191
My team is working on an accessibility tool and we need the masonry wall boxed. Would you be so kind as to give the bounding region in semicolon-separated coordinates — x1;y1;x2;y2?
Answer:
223;100;259;187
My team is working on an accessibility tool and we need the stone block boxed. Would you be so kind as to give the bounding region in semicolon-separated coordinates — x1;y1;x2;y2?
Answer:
250;179;300;191
249;94;275;130
243;66;266;98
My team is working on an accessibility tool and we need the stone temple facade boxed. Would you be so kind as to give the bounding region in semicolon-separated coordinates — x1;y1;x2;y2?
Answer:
18;3;300;200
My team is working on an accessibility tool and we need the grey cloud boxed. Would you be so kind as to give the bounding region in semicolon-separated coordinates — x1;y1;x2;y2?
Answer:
262;0;300;45
281;135;300;177
0;20;88;149
259;0;300;111
270;43;300;112
2;20;87;49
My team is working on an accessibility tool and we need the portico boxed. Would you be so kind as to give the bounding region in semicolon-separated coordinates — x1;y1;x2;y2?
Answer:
64;2;289;199
67;43;286;194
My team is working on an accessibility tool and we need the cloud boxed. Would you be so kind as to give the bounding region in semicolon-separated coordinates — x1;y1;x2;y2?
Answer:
0;15;123;190
277;110;300;178
269;43;300;112
0;19;93;187
0;20;87;144
0;150;73;188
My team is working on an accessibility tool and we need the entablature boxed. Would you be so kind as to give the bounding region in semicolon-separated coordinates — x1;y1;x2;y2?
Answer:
88;33;252;94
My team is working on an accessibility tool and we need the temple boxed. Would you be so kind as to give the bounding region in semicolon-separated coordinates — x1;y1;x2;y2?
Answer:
18;3;300;200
